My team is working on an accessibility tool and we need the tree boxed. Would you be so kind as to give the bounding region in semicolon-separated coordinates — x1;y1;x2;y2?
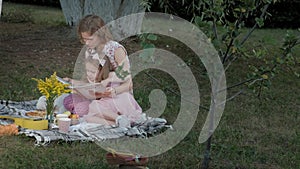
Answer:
59;0;146;39
142;0;299;168
60;0;299;168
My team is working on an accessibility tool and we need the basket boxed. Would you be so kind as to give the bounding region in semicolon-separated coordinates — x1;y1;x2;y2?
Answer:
105;149;148;166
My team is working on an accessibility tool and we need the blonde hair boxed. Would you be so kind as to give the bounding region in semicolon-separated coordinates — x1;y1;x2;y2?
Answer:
85;55;112;82
77;15;113;44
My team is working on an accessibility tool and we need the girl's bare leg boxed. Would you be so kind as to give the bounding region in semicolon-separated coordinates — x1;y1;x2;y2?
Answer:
85;116;115;125
101;111;119;122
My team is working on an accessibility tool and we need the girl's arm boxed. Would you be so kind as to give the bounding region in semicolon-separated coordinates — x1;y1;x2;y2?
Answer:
63;77;89;86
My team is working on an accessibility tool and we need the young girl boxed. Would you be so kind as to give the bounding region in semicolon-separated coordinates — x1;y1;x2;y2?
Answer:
82;56;142;125
65;14;143;126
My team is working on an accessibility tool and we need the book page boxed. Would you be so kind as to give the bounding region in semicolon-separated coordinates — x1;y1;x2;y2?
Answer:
56;76;71;85
56;76;106;99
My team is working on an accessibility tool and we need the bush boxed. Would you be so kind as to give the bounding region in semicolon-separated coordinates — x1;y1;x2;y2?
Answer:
3;0;300;28
3;0;61;8
146;0;300;28
265;0;300;28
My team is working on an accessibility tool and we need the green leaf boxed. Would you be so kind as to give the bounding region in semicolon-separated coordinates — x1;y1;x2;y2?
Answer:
139;48;155;62
255;17;264;27
140;41;148;48
146;34;157;41
234;8;241;12
194;15;204;27
143;43;155;49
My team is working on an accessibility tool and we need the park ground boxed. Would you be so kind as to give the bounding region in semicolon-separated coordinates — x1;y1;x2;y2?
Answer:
0;2;299;169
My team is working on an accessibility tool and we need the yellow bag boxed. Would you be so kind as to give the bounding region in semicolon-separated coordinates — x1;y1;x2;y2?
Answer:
0;115;48;130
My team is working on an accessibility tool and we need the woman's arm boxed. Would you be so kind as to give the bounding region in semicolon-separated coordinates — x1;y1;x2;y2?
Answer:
92;78;133;98
100;71;131;87
114;79;133;95
92;47;134;97
100;47;132;86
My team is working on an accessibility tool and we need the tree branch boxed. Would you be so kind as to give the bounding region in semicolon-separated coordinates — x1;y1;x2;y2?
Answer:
240;4;270;46
143;71;209;111
211;0;219;40
223;4;270;64
222;12;244;63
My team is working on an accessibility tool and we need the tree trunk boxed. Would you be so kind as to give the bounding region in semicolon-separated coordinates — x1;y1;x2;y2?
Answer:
59;0;145;39
0;0;2;18
107;0;145;40
59;0;85;26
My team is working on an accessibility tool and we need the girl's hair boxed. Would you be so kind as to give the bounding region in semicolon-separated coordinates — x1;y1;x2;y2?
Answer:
77;15;112;44
85;55;112;82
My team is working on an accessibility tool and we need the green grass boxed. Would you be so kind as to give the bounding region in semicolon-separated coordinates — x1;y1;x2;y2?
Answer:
0;2;300;169
1;2;66;25
0;135;110;169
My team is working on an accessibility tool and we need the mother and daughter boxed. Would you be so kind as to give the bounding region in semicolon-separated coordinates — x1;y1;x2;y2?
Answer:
63;15;143;127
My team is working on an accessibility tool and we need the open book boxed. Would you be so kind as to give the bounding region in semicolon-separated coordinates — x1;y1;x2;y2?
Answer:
56;76;106;99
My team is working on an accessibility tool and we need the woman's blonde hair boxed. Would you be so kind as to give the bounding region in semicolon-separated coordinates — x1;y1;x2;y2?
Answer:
77;15;113;44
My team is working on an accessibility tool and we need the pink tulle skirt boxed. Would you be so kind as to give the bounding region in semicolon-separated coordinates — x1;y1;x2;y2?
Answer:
85;92;142;122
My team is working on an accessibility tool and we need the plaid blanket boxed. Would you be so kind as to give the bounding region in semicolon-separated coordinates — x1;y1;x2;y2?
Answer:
1;99;171;146
0;100;37;115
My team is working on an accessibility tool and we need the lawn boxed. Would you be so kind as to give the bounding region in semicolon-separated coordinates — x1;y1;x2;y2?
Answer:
0;2;299;169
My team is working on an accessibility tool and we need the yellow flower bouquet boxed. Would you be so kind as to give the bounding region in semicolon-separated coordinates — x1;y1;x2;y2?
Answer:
32;72;71;123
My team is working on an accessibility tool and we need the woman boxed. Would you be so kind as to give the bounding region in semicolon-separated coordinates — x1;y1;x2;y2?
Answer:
83;57;142;125
64;14;143;126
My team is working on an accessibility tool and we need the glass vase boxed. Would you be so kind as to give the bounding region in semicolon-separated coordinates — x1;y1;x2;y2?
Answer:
46;99;55;129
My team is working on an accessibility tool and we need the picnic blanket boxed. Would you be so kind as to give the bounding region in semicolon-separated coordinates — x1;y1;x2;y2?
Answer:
1;99;172;146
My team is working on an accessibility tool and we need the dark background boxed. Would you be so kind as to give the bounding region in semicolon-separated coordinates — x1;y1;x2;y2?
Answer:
3;0;300;28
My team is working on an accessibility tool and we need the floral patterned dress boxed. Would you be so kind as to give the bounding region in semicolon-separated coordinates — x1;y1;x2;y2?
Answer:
84;41;142;123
